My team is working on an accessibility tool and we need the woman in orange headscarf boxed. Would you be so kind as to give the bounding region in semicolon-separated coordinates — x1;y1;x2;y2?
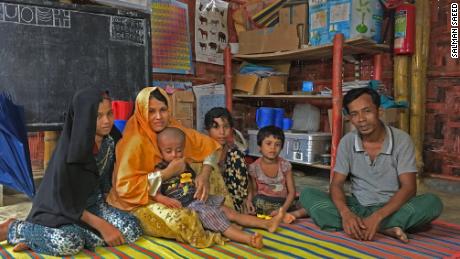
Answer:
107;87;225;247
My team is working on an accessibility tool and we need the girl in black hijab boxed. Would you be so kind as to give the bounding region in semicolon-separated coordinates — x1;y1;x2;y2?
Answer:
0;88;142;256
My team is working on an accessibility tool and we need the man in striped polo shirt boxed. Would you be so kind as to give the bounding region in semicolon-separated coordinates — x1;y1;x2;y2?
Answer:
300;87;443;243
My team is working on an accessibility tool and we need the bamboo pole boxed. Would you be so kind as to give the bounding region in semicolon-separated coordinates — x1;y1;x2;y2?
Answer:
394;55;410;132
410;0;430;171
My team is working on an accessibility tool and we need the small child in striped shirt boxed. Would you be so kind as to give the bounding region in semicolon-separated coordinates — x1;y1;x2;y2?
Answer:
152;127;285;249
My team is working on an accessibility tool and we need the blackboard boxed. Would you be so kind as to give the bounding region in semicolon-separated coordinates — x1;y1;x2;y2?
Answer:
0;0;151;130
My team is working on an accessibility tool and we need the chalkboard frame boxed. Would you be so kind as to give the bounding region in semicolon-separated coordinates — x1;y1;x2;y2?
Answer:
0;0;152;131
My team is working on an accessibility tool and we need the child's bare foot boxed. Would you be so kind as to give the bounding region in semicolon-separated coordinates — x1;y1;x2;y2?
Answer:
283;213;296;224
232;223;243;230
13;242;30;252
267;208;285;232
0;218;15;241
382;227;409;243
248;232;263;249
290;208;308;219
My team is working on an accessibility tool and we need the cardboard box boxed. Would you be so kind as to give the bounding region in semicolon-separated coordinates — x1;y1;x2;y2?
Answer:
279;6;291;26
170;91;195;128
234;74;259;93
328;0;383;43
279;4;308;26
233;63;290;95
309;0;329;46
238;24;299;54
279;3;309;45
254;75;287;95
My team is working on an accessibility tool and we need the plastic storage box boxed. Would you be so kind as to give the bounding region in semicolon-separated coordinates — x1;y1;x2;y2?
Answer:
247;129;332;165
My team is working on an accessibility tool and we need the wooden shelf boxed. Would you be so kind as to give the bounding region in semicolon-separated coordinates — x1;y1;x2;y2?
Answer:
228;34;385;178
233;94;331;99
233;94;332;107
233;38;389;62
308;163;331;170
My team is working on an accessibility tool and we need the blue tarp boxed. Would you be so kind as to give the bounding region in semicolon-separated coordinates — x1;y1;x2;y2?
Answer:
369;80;409;109
0;93;35;198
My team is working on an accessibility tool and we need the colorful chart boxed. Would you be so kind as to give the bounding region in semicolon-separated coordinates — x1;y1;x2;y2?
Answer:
151;0;193;74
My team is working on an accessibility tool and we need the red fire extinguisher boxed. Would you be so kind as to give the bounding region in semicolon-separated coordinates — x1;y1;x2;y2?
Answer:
394;4;416;55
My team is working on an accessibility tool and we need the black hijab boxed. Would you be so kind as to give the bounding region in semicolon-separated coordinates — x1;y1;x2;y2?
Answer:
27;87;121;228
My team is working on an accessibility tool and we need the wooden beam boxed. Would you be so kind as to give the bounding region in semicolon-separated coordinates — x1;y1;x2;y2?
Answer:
224;47;233;112
330;33;344;180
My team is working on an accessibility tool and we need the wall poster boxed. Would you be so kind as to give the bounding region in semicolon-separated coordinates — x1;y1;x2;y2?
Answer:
194;0;228;65
151;0;193;74
94;0;152;13
192;83;225;132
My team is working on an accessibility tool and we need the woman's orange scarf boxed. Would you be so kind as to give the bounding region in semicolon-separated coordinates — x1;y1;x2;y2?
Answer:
107;87;220;211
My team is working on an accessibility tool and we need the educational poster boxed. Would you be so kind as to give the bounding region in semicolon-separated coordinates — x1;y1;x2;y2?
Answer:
194;0;228;65
152;80;193;90
151;0;193;74
192;83;225;132
94;0;152;13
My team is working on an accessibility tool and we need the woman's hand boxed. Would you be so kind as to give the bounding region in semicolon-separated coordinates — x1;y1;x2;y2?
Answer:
81;210;125;247
153;193;182;208
98;221;126;247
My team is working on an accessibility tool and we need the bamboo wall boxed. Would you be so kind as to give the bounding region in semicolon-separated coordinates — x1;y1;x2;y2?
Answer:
424;0;460;179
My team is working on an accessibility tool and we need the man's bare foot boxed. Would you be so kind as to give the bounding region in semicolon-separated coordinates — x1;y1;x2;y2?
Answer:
0;218;15;241
248;232;263;249
283;213;296;224
13;242;30;252
382;227;409;243
267;208;285;232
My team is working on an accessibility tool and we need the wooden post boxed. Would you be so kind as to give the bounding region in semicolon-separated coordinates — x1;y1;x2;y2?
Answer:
394;55;410;132
224;47;233;112
44;131;59;171
330;33;344;180
410;0;430;171
373;54;383;81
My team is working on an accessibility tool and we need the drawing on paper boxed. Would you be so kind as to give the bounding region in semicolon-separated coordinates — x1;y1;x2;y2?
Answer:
194;0;228;65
